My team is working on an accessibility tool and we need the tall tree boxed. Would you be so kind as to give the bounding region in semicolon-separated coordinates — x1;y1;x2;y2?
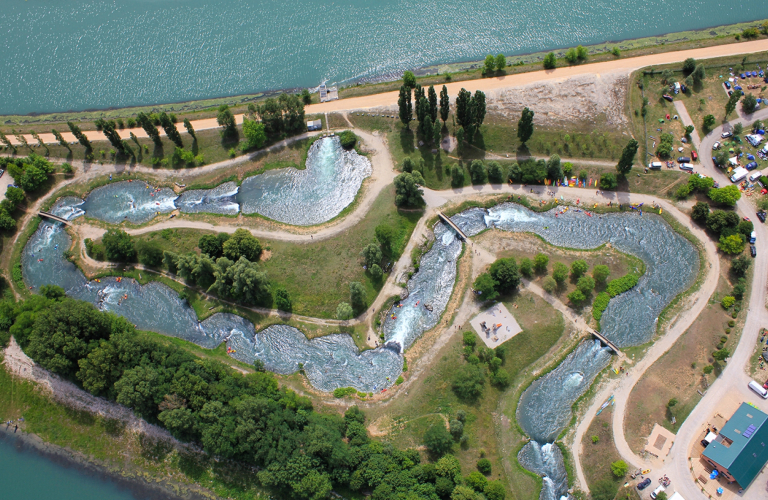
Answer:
495;53;506;71
183;118;196;139
725;91;742;118
52;129;71;152
129;132;141;149
517;107;535;144
484;55;496;75
616;139;639;175
472;91;486;129
136;113;161;144
427;85;438;123
159;112;183;147
402;70;416;89
397;85;412;128
439;85;450;124
0;131;17;153
13;130;30;150
416;95;428;124
216;105;236;134
413;85;425;110
417;97;431;135
101;122;125;154
455;88;472;129
30;131;48;155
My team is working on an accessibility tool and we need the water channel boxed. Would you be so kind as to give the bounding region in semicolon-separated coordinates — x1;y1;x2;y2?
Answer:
58;137;371;227
23;198;698;499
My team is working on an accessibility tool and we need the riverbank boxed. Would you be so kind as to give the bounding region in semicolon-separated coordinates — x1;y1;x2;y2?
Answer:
0;18;765;127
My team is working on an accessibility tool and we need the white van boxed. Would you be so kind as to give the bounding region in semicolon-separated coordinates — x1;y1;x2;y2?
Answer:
731;167;748;183
649;162;662;170
749;380;768;399
749;171;763;183
651;485;666;499
679;163;694;171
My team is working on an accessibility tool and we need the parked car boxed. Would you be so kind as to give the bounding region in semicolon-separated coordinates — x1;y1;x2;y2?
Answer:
0;169;4;178
713;141;721;150
757;210;767;223
662;94;674;102
692;151;698;161
751;245;757;258
637;478;652;491
677;156;691;163
724;81;731;89
680;84;687;93
721;131;733;138
728;90;733;96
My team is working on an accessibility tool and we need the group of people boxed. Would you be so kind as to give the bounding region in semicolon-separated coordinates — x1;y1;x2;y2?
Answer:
4;417;24;433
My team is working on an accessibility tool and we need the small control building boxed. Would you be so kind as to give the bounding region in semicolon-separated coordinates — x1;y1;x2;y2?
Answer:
701;402;768;488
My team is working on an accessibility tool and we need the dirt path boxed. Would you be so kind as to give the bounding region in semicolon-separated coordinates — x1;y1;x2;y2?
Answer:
7;40;768;148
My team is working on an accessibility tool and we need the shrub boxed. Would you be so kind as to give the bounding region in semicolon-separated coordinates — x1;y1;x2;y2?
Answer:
568;289;586;306
592;292;610;321
552;262;568;284
484;481;506;500
577;275;595;294
533;253;549;273
703;365;714;374
721;296;735;309
338;130;357;149
591;435;599;444
333;387;357;398
606;274;639;296
592;264;610;284
728;320;735;327
542;276;557;293
477;458;492;475
452;363;486;401
465;471;487;492
463;331;477;347
610;460;628;478
543;52;556;69
570;259;588;278
519;258;533;278
449;419;464;439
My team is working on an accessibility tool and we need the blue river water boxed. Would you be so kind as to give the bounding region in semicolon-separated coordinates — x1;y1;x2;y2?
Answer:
0;0;760;114
21;201;698;500
60;137;371;226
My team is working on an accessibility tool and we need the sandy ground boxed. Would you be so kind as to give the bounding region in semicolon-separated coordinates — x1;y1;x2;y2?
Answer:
487;72;629;130
6;39;768;148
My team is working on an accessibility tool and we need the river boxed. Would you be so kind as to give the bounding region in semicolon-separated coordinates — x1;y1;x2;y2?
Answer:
0;0;760;114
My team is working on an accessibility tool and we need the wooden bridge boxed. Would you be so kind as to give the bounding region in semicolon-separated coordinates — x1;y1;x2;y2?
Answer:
588;328;621;355
38;212;71;225
437;212;469;241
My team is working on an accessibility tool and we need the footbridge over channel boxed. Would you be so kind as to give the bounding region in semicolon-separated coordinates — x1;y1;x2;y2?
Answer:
38;212;71;225
437;212;469;241
588;328;621;356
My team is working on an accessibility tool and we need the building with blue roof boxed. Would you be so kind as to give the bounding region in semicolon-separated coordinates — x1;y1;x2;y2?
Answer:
701;402;768;488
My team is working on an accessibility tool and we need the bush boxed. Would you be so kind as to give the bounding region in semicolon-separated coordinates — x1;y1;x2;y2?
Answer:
333;387;357;398
599;172;617;190
477;458;492;475
542;276;557;293
591;435;599;444
570;259;588;278
728;319;735;327
469;160;487;184
490;368;510;387
465;471;487;492
395;375;404;385
592;264;609;284
519;258;533;278
610;460;628;478
606;274;639;297
577;275;595;294
338;130;357;149
568;289;586;306
449;419;464;439
703;365;714;374
543;52;556;69
552;262;568;284
463;331;477;347
451;164;465;187
484;481;506;500
721;296;735;309
336;302;353;320
592;292;610;321
533;253;549;273
591;479;618;500
274;287;292;312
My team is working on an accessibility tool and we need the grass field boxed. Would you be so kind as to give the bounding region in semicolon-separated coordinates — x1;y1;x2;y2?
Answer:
366;290;567;500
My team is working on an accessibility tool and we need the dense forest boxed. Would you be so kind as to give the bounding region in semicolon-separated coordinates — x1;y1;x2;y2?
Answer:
0;289;505;500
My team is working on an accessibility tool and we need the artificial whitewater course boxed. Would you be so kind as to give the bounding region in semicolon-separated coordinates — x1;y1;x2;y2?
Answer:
25;190;698;499
58;137;372;226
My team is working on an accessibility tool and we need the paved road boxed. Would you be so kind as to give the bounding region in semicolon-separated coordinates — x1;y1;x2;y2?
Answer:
6;40;768;147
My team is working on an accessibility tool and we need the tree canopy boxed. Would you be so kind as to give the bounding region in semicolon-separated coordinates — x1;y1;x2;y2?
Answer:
394;172;425;207
517;107;534;144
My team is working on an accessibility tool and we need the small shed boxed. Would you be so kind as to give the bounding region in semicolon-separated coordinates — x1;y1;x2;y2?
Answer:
307;119;322;131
